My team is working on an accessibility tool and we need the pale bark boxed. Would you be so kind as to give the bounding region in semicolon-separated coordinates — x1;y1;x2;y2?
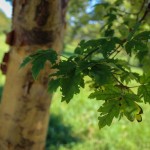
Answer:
0;0;67;149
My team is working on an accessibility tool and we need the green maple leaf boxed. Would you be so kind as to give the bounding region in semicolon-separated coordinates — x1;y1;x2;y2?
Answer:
20;56;32;68
89;87;121;100
138;84;150;104
48;78;60;93
121;94;141;121
98;101;120;129
89;64;113;85
20;49;57;79
61;73;84;103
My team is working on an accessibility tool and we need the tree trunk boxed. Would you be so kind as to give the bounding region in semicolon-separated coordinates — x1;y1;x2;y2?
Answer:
0;0;67;149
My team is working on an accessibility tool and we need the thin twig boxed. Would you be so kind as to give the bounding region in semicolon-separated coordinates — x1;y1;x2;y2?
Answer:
128;83;148;89
113;75;124;86
136;0;146;21
60;55;68;59
108;44;122;58
83;48;100;60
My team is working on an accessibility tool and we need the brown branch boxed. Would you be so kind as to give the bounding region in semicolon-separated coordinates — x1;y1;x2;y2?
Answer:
136;0;146;21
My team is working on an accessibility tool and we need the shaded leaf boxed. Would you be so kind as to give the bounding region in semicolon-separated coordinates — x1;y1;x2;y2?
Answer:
98;101;120;129
48;79;60;93
89;87;121;100
138;84;150;104
61;72;83;103
89;64;113;85
52;61;76;76
127;22;140;41
134;31;150;41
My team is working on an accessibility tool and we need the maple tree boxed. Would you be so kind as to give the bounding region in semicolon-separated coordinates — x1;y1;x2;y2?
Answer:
22;1;150;129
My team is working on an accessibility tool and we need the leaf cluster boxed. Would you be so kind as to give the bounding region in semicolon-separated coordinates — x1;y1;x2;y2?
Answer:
21;29;150;128
20;1;150;129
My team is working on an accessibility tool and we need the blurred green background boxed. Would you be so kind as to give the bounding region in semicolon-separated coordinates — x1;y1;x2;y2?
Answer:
0;0;150;150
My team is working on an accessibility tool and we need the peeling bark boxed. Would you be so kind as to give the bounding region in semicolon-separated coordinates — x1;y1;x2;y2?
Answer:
0;52;10;75
35;0;50;26
0;0;68;149
5;30;16;46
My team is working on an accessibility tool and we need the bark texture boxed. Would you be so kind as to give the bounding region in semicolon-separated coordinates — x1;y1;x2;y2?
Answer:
0;0;67;149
